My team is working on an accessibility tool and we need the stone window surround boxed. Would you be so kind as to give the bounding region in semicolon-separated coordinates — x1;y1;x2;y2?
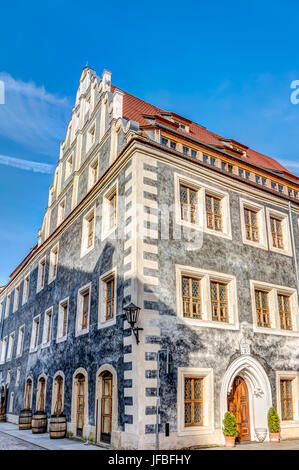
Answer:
16;367;21;387
22;273;30;305
80;204;96;258
57;297;69;343
30;314;41;352
250;280;299;336
98;267;117;329
266;207;292;257
48;242;59;284
5;293;11;318
42;306;53;349
0;336;8;364
177;367;214;436
239;197;268;251
57;197;66;227
36;255;47;293
75;283;91;337
35;373;47;412
13;284;20;313
51;370;65;415
6;332;15;362
65;153;74;181
101;181;118;242
86;121;96;153
174;173;232;240
16;324;25;358
176;264;239;331
276;371;299;427
88;154;99;191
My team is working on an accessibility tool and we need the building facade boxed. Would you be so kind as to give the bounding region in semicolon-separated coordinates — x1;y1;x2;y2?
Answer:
0;67;299;449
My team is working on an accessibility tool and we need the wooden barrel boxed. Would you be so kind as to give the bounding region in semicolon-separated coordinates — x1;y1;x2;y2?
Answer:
49;414;67;439
19;409;32;430
32;411;47;434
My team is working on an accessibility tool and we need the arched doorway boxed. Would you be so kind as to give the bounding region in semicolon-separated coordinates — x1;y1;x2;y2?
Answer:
220;355;272;443
36;377;46;412
52;374;64;415
95;365;118;447
100;372;112;444
76;373;85;437
24;378;33;410
228;376;250;441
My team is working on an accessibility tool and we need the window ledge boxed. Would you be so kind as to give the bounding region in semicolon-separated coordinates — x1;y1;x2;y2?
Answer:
180;317;239;331
281;420;299;429
178;425;214;436
41;342;50;350
253;326;299;337
80;244;95;259
48;276;57;285
75;327;89;338
98;318;116;330
243;239;268;251
269;246;293;257
56;335;67;344
101;226;117;242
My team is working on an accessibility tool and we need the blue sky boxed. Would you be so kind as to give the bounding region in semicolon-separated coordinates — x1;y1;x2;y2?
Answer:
1;0;299;284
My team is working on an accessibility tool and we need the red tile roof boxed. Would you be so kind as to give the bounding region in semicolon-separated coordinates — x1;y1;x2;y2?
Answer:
112;85;298;182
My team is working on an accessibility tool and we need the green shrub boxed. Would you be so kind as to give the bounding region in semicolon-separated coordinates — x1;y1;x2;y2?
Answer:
268;407;280;433
222;411;238;437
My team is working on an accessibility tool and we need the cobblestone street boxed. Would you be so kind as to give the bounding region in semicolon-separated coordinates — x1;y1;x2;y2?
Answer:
0;431;43;450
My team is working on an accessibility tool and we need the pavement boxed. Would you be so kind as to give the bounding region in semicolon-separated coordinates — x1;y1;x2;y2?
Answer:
0;422;106;450
202;439;299;450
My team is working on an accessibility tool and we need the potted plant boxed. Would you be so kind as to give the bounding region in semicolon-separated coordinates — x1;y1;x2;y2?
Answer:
223;411;238;447
268;407;280;442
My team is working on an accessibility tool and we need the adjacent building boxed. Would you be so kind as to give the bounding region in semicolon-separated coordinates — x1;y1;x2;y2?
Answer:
0;66;298;448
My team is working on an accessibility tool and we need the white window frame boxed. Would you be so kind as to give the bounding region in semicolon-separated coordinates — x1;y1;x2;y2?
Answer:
87;123;96;150
22;274;30;305
6;332;15;362
250;280;299;336
174;173;232;240
37;256;47;293
88;155;99;190
80;205;96;257
13;284;20;313
30;315;41;352
42;307;53;348
5;294;11;318
276;371;299;427
266;208;292;257
240;197;268;250
75;283;91;337
16;325;25;358
0;336;8;364
65;154;73;180
48;243;59;284
101;182;118;241
16;367;21;387
176;265;239;330
98;268;117;329
57;297;69;343
57;197;66;226
177;367;214;436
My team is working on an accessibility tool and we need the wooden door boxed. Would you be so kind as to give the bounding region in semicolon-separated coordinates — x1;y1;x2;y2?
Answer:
76;377;85;437
228;376;250;441
101;376;112;443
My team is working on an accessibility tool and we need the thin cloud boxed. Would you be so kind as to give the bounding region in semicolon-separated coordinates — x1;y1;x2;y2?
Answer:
0;72;72;157
0;154;54;174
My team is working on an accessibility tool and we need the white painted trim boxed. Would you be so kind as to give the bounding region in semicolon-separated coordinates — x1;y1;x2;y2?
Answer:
75;283;91;337
98;267;117;329
239;197;268;251
266;207;293;257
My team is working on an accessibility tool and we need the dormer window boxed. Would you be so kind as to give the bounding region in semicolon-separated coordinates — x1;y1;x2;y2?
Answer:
191;150;197;158
183;146;189;155
161;137;168;146
170;141;176;150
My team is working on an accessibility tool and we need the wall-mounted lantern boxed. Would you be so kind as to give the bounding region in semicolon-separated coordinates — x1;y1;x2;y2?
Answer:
123;303;143;344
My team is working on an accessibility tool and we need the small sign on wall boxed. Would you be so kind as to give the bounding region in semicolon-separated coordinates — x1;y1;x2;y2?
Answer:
240;343;250;355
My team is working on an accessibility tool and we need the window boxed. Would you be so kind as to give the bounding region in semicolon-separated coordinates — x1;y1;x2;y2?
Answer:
205;194;222;231
16;325;25;357
42;308;52;346
266;209;292;256
183;146;189;155
108;193;117;231
191;149;197;158
13;285;20;312
182;276;201;319
81;206;96;256
240;198;267;250
57;200;65;225
37;257;46;292
88;125;95;149
76;285;91;336
16;367;21;387
251;280;298;335
89;157;99;189
177;265;238;330
161;137;168;146
23;275;30;304
57;299;68;341
255;290;270;328
278;294;292;330
184;377;203;426
6;333;15;361
170;141;176;150
280;380;293;420
180;185;198;224
105;276;114;321
65;155;73;180
49;244;59;283
210;281;228;322
244;208;259;242
30;316;40;351
5;294;11;318
101;184;118;240
0;337;8;363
